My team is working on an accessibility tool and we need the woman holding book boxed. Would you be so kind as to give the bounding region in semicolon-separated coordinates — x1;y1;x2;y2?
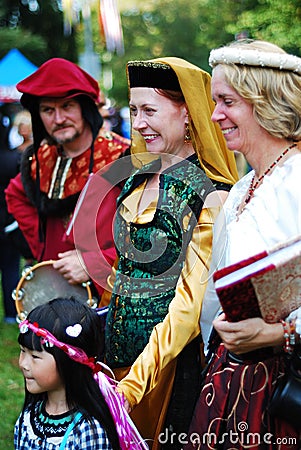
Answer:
185;39;301;448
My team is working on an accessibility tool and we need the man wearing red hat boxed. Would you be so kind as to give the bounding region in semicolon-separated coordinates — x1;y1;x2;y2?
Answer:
5;58;130;300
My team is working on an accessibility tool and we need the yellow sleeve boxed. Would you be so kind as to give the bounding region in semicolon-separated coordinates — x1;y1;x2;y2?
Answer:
117;206;221;409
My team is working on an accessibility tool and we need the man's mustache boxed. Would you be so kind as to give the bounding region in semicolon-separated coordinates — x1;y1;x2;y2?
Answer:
52;124;73;132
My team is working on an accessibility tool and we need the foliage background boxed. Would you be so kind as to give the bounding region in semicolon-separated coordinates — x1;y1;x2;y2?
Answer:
0;2;300;447
0;0;300;106
0;296;23;450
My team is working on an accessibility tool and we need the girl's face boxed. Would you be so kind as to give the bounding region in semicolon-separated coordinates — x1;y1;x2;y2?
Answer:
211;65;263;155
129;87;188;157
19;346;64;395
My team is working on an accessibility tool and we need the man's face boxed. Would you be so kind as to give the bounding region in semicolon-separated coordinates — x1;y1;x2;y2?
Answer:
39;97;86;145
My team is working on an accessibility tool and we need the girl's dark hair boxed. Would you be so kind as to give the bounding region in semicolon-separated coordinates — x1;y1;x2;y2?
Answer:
18;297;121;450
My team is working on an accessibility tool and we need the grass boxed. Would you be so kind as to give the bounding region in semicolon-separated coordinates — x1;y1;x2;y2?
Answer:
0;291;24;450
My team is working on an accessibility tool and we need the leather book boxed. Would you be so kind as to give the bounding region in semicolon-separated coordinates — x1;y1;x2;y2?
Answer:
213;235;301;323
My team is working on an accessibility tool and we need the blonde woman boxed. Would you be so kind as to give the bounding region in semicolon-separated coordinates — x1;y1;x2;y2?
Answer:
186;39;301;449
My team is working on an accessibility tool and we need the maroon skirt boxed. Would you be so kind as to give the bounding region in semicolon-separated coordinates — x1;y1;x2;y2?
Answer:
184;344;300;450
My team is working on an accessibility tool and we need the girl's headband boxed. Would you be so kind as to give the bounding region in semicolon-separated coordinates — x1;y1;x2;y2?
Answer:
19;319;148;450
20;319;99;371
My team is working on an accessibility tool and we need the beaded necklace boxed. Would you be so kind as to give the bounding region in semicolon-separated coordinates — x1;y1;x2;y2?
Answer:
244;143;297;206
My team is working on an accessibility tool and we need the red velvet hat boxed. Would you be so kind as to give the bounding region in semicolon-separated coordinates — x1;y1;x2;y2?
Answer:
17;58;100;103
17;58;103;183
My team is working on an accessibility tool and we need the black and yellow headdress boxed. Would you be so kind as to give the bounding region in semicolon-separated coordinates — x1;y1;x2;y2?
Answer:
126;57;238;185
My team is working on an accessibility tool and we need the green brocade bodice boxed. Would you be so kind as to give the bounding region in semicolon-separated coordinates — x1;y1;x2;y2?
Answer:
105;154;213;368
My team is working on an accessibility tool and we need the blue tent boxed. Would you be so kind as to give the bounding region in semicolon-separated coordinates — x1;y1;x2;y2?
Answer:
0;48;37;102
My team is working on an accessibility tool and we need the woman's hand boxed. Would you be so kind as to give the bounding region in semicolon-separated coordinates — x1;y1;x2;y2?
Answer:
213;313;284;354
123;397;132;413
116;386;132;413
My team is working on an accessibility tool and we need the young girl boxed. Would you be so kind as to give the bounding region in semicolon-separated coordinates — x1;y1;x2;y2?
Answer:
14;297;148;450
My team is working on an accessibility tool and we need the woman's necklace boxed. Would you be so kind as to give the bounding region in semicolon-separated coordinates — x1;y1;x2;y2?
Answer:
243;143;297;206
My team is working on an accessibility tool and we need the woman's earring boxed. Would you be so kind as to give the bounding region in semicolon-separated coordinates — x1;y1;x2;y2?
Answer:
184;123;191;143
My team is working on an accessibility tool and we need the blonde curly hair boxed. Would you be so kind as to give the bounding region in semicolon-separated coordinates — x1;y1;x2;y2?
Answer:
212;40;301;141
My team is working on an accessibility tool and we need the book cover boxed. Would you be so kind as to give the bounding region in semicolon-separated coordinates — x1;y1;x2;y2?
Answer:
213;235;301;323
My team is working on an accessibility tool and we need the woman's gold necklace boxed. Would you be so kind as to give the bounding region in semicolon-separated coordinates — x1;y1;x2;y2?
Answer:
243;143;297;207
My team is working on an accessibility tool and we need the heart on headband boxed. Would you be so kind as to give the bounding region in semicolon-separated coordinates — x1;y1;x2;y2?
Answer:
66;324;82;338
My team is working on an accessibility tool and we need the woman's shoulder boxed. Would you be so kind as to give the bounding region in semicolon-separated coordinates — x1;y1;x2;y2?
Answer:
279;152;301;174
222;170;253;209
268;153;301;191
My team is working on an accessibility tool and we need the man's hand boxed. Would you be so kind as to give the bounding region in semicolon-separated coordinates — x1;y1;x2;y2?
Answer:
53;250;89;285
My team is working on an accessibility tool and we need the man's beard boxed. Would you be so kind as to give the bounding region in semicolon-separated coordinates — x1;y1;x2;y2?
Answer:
51;128;81;145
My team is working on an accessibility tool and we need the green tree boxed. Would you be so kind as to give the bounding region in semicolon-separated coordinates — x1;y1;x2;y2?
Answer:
104;0;301;105
0;27;46;61
227;0;301;55
105;0;257;104
0;0;300;106
0;0;77;64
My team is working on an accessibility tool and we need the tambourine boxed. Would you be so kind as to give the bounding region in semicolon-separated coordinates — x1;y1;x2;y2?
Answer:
12;260;98;321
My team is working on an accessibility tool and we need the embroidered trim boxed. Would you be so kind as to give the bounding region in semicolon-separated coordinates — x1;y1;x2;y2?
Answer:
48;156;61;199
127;60;172;70
48;157;72;199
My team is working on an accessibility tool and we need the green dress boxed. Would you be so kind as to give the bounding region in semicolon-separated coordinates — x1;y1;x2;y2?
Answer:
105;154;215;368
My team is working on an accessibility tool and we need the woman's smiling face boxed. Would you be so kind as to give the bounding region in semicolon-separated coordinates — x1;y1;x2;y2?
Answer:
129;87;188;157
211;65;262;155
